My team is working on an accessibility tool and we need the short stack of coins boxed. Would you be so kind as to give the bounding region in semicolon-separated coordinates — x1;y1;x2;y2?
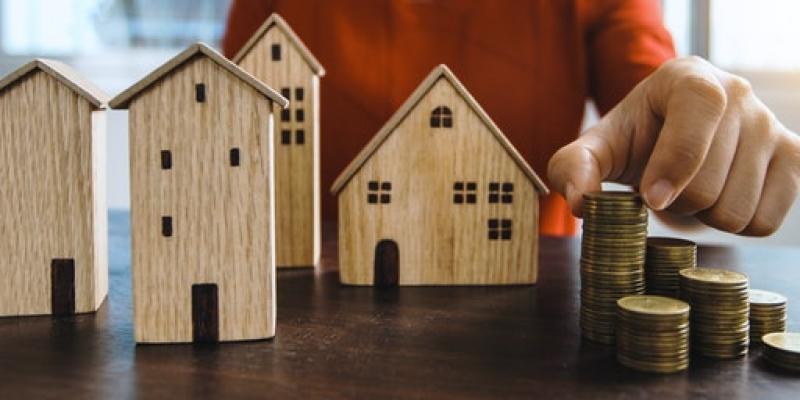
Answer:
616;295;690;373
749;289;788;343
580;191;648;344
645;237;697;296
679;268;750;359
762;332;800;372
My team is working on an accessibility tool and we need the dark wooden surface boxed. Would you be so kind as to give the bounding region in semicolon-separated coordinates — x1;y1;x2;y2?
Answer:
0;212;798;399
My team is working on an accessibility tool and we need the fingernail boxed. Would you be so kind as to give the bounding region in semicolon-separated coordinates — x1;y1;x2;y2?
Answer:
645;179;675;210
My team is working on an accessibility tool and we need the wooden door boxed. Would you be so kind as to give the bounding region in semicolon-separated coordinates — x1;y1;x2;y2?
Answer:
51;259;75;316
191;284;219;343
374;240;399;287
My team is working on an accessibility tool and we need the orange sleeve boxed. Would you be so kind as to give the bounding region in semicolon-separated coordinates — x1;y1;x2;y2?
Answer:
221;0;275;59
584;0;676;114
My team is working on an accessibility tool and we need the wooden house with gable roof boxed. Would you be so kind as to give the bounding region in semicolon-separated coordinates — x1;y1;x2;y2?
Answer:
331;65;548;286
110;43;288;343
233;13;325;268
0;59;109;316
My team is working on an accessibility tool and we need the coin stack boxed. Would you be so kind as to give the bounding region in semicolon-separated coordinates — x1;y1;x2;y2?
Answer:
616;295;690;373
749;289;788;343
762;332;800;372
645;237;697;297
679;268;750;359
580;191;648;344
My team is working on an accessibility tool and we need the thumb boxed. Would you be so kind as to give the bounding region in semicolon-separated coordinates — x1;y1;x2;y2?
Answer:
547;118;623;217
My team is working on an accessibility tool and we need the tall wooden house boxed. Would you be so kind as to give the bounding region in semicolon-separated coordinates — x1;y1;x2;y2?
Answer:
233;13;325;268
331;65;548;286
110;43;288;343
0;59;109;316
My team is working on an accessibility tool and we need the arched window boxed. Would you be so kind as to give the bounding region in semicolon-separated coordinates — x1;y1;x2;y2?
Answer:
430;106;453;128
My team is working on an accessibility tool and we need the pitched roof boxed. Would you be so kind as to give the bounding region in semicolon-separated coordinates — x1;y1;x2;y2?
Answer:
0;59;109;108
331;65;549;195
109;42;289;109
232;13;326;76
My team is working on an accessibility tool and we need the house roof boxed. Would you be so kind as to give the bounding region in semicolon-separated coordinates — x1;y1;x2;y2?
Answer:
109;42;289;109
232;13;326;76
331;65;549;195
0;59;109;108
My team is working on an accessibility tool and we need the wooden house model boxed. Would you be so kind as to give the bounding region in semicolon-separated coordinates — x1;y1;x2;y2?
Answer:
0;59;108;316
233;13;325;268
331;65;548;286
109;43;288;343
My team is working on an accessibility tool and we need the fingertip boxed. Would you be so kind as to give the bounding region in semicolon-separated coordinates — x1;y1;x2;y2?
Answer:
644;179;677;210
565;182;583;218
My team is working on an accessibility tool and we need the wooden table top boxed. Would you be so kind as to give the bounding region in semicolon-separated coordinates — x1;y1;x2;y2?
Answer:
1;215;799;399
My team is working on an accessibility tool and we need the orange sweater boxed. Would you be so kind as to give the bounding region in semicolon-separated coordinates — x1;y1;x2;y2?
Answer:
222;0;675;236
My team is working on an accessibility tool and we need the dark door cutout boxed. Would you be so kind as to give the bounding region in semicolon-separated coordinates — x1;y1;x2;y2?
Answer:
51;259;75;316
192;284;219;343
374;240;399;287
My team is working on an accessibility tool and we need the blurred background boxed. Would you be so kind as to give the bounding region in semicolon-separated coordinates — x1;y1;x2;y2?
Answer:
0;0;798;246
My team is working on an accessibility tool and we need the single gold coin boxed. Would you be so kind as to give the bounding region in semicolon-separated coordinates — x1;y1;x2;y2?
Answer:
679;267;748;286
763;332;800;355
617;295;690;316
749;289;788;306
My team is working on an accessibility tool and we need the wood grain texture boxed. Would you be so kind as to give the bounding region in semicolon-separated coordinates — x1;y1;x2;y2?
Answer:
2;225;799;399
109;43;287;110
337;76;539;285
128;54;276;343
0;69;106;316
237;22;322;268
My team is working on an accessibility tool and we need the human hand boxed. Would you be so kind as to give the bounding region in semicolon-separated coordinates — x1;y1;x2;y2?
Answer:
547;56;800;236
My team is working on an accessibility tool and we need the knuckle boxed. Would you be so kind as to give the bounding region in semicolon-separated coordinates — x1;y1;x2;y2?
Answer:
748;108;777;141
706;206;751;233
682;185;720;212
724;75;752;101
745;217;779;237
675;75;727;113
667;139;707;167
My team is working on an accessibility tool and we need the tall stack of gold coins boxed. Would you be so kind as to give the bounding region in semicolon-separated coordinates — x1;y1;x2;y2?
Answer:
580;191;648;344
762;332;800;372
645;237;697;296
616;295;690;373
749;289;788;343
679;268;750;358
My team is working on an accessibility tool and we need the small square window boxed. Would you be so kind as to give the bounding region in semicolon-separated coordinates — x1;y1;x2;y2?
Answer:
195;83;206;103
162;216;173;237
281;130;291;144
281;87;291;100
296;109;305;122
281;109;291;122
161;150;172;170
430;116;441;128
489;181;513;204
230;148;240;167
487;218;512;241
367;180;391;205
295;88;305;101
271;44;281;61
295;130;305;144
442;117;453;128
453;181;477;205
